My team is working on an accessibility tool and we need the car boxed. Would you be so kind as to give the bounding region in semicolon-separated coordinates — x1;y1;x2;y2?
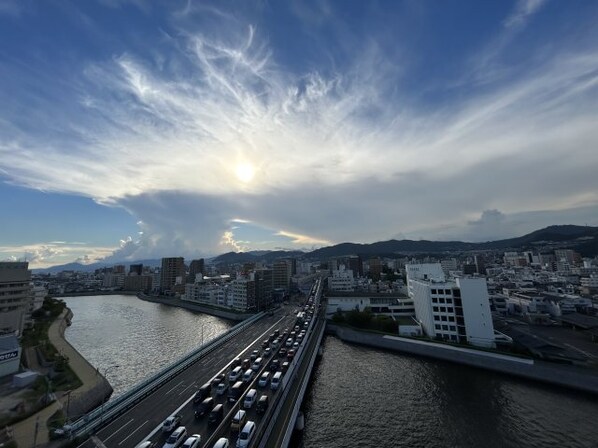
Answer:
293;342;300;349
216;382;228;395
271;339;280;349
286;338;293;347
243;388;257;409
274;329;280;337
208;404;225;427
193;383;211;403
278;348;287;358
287;349;295;360
269;359;280;371
261;339;269;349
236;421;256;448
256;395;269;415
231;357;241;368
258;372;270;387
281;361;290;373
163;426;187;448
228;381;246;403
251;357;262;371
241;358;250;370
243;369;254;382
263;347;272;357
213;438;229;448
250;349;260;361
181;435;201;448
162;414;182;433
230;409;247;433
195;397;215;418
211;373;226;386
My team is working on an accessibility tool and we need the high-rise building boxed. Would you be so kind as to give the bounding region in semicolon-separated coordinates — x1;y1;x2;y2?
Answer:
188;259;205;283
0;262;31;336
160;257;185;294
113;265;126;274
328;265;354;292
129;264;143;276
406;263;496;348
273;260;291;291
254;269;273;311
346;255;363;277
368;258;382;281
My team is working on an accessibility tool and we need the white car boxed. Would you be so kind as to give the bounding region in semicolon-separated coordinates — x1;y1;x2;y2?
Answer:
285;339;293;347
258;372;270;387
163;427;187;448
264;347;272;357
216;382;228;395
213;439;229;448
162;415;182;433
181;435;201;448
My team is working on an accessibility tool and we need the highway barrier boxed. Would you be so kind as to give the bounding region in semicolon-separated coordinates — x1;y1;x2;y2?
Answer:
68;311;265;439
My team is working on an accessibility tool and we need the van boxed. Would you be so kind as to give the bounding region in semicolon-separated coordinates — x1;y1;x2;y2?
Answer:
271;372;282;390
162;426;187;448
208;404;224;427
230;409;247;433
229;366;242;382
243;388;257;409
236;421;256;448
242;369;254;383
256;395;269;414
228;381;245;403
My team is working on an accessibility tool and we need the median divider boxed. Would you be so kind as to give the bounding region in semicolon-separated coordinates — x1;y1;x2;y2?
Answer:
68;312;265;439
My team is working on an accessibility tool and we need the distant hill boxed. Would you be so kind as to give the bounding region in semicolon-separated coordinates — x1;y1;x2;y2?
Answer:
307;225;598;259
212;250;305;265
33;225;598;273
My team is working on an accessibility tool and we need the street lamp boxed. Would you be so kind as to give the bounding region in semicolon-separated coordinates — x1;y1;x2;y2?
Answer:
99;365;119;428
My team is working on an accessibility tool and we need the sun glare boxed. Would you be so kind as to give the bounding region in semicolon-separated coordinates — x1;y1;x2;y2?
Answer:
235;163;255;183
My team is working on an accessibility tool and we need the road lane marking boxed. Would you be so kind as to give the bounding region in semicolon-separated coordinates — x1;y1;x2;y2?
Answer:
103;418;134;443
140;314;288;444
178;381;196;396
118;420;149;446
165;380;184;395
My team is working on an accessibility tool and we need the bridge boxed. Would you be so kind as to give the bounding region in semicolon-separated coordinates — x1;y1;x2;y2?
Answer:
67;278;326;448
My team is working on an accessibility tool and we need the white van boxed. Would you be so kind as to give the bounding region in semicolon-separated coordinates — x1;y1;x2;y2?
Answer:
163;426;187;448
236;421;256;448
258;371;270;387
251;357;262;371
242;369;254;382
229;366;242;382
243;388;257;409
213;438;229;448
271;372;282;391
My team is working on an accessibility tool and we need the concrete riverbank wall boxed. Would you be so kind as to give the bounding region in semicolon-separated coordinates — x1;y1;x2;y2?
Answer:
327;323;598;395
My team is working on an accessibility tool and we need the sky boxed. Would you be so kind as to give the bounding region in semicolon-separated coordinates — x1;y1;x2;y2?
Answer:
1;0;597;268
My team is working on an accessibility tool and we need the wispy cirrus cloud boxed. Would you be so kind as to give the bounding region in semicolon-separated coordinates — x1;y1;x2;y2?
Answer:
0;1;597;262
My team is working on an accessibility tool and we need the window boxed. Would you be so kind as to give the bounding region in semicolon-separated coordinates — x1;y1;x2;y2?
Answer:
445;289;452;295
434;315;440;321
446;298;453;304
450;335;457;341
450;325;456;331
448;316;455;322
441;316;447;322
432;297;438;303
433;306;439;312
439;297;445;304
440;307;446;312
447;307;453;313
435;324;440;330
431;289;437;294
442;325;448;330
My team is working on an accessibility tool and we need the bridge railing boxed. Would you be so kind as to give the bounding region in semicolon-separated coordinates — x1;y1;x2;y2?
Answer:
68;311;265;438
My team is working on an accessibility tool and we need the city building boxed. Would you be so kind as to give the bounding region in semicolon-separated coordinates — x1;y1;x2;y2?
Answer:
160;257;185;294
328;265;355;292
188;259;205;283
0;262;31;336
273;260;291;291
406;263;496;348
129;264;143;276
123;275;153;292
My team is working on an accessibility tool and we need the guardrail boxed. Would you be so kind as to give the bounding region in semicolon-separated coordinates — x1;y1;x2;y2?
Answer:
69;311;265;438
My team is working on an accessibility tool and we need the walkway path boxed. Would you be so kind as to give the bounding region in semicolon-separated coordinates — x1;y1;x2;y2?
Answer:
11;309;109;447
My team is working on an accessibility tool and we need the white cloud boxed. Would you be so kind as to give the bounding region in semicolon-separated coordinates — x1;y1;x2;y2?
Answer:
0;3;597;259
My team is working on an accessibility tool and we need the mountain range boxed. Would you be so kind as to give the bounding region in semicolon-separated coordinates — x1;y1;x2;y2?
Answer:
33;225;598;273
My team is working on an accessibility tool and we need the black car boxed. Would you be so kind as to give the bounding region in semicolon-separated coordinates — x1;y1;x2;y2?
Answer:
231;357;242;368
195;397;215;418
193;383;211;403
269;359;280;371
211;373;226;386
256;395;269;414
278;348;287;358
208;404;224;426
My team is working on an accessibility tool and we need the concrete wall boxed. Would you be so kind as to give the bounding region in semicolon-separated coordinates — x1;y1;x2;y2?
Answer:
327;324;598;395
138;294;254;321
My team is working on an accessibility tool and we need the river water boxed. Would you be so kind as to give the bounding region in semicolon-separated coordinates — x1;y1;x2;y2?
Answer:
63;295;233;399
63;295;598;447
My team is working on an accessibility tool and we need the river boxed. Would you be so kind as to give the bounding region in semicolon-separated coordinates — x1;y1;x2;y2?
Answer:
63;295;598;446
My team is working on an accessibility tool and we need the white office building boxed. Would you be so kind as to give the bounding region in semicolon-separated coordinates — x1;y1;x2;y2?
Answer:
406;263;496;348
328;265;355;292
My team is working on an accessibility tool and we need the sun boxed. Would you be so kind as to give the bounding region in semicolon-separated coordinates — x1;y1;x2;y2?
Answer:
235;163;255;183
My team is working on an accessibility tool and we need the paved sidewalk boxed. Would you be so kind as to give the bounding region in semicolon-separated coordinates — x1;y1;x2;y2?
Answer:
11;309;108;447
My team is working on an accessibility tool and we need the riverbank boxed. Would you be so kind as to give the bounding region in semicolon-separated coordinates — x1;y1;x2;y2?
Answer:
327;323;598;395
13;309;112;446
137;293;255;321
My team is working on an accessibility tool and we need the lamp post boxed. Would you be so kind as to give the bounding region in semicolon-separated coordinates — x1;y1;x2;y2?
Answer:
99;365;119;428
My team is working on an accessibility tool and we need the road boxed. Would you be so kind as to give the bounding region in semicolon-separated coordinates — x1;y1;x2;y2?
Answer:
82;305;300;448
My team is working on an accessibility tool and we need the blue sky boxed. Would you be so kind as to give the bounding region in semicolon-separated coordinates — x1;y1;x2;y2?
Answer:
1;0;597;268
